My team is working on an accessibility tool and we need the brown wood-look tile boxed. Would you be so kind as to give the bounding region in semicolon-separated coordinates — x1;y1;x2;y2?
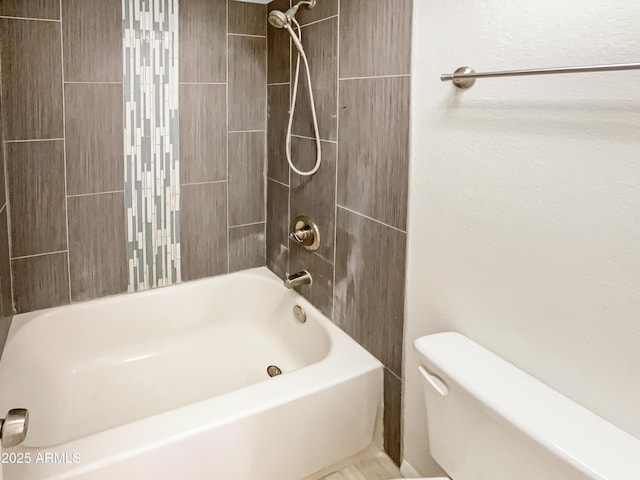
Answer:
338;77;409;230
291;17;337;141
296;0;337;26
229;1;266;36
267;84;290;185
229;132;265;226
0;18;63;140
0;312;10;356
62;0;122;82
179;84;227;185
334;207;406;376
269;0;289;11
290;137;335;262
229;223;265;273
229;35;266;131
67;193;127;302
266;179;289;279
267;18;290;84
289;247;333;318
12;253;70;313
0;0;60;19
384;368;402;465
65;83;124;195
339;0;412;78
266;0;289;83
181;182;228;280
6;141;67;257
180;0;226;83
0;208;13;317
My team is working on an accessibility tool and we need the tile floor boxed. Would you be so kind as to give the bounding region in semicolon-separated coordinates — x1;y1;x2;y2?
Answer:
321;453;402;480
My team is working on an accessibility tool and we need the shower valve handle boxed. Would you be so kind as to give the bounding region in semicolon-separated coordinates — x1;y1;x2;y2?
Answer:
290;226;314;243
289;216;320;251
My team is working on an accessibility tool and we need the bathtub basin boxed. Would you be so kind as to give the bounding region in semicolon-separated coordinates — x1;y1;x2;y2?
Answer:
0;267;383;480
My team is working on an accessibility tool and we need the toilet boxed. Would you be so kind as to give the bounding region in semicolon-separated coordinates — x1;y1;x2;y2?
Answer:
394;332;640;480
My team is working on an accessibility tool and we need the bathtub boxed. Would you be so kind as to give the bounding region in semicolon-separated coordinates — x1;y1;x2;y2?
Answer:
0;268;383;480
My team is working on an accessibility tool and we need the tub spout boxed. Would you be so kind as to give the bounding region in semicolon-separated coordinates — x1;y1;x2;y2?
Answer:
284;271;312;289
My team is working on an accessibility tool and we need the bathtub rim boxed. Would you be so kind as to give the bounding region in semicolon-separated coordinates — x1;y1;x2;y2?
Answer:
4;267;322;342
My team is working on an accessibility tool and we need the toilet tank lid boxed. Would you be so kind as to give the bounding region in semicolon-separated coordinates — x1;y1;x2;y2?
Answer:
414;333;640;480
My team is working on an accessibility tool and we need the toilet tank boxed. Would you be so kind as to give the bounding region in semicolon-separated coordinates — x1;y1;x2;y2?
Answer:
414;333;640;480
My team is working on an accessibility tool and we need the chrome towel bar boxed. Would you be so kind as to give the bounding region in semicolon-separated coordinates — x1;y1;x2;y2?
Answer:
441;62;640;89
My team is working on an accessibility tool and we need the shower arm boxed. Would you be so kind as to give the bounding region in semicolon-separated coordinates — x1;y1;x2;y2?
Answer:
292;0;317;12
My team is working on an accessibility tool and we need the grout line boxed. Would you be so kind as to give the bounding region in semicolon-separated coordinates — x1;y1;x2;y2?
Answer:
267;177;289;188
228;33;266;38
229;221;265;229
267;82;290;86
67;190;125;198
386;366;402;382
291;133;336;144
0;15;60;22
178;81;226;85
264;3;269;267
332;0;341;322
226;0;230;274
339;74;411;81
228;129;265;134
59;0;72;304
287;0;292;278
64;81;123;84
4;138;64;143
181;180;227;187
312;249;333;265
286;163;291;275
336;205;407;234
0;42;16;313
12;250;68;261
299;14;338;29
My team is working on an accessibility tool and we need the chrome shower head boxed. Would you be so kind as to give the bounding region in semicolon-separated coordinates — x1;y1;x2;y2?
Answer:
268;9;289;28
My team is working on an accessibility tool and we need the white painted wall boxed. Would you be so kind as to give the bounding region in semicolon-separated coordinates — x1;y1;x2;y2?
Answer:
404;0;640;475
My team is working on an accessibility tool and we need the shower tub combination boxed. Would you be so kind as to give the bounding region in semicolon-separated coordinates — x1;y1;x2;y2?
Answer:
0;268;383;480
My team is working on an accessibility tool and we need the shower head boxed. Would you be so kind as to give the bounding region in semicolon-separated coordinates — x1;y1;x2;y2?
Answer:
268;0;316;28
267;9;289;28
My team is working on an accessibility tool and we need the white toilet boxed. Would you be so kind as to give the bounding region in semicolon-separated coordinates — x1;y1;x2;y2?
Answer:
395;332;640;480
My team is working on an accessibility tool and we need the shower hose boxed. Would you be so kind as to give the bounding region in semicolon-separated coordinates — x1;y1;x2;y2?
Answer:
285;18;322;176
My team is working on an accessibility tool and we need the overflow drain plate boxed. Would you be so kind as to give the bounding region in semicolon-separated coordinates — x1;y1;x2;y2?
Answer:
267;365;282;377
293;305;306;323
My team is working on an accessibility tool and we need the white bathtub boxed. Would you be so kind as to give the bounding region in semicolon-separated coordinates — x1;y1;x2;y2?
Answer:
0;268;383;480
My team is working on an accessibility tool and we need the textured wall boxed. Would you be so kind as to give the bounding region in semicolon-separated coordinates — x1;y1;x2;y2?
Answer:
405;0;640;475
0;0;267;315
265;0;412;463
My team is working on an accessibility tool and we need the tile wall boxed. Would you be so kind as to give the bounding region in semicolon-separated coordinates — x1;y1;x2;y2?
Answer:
266;0;412;464
180;0;267;281
0;0;267;314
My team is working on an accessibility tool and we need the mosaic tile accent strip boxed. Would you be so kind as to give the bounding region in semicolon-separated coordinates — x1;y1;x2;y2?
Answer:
123;0;180;291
